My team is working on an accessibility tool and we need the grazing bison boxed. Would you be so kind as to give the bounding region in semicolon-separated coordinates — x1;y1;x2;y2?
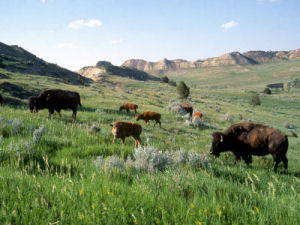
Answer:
111;121;142;148
181;102;193;116
136;111;161;127
28;89;82;120
193;112;203;120
119;102;138;114
0;93;3;106
210;122;297;171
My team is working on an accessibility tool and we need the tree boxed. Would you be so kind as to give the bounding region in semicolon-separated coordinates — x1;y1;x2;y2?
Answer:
161;76;169;83
263;88;271;95
177;81;190;99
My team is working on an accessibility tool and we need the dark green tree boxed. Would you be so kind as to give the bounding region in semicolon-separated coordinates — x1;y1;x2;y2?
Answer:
161;76;169;83
177;81;190;99
263;87;271;95
249;94;261;106
168;80;176;87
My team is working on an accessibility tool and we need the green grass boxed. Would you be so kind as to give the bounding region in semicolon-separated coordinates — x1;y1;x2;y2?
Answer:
0;61;300;224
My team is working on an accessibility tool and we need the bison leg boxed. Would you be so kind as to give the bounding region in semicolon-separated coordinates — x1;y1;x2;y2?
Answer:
157;120;161;127
48;108;55;119
281;155;288;170
72;110;77;121
233;155;241;165
126;109;129;114
112;136;117;144
242;155;252;165
133;136;141;148
121;137;125;145
134;108;137;114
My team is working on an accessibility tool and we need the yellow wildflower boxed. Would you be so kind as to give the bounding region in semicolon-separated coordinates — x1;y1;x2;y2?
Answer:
190;203;195;208
91;204;95;210
79;214;85;220
222;205;226;211
203;209;207;214
197;221;202;225
217;210;222;216
79;189;83;196
254;206;260;214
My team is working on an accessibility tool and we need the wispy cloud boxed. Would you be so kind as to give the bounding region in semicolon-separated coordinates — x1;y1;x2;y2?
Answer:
257;0;280;3
57;43;79;49
221;21;239;31
68;19;102;29
111;39;123;45
41;0;46;3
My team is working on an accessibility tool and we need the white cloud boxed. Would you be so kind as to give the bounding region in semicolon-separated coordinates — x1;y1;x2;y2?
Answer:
57;43;79;49
221;21;239;31
68;19;102;29
111;39;123;45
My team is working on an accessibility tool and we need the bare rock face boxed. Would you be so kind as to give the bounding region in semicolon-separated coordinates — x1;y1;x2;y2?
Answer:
77;66;106;81
121;49;300;74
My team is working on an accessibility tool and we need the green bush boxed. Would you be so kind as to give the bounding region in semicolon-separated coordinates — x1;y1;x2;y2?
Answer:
263;88;271;95
161;76;169;83
249;94;261;106
177;81;190;99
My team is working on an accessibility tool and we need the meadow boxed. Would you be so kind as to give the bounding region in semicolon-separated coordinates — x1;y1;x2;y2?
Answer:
0;61;300;224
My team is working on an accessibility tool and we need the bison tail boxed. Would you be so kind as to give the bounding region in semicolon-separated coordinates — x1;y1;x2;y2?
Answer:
286;132;298;138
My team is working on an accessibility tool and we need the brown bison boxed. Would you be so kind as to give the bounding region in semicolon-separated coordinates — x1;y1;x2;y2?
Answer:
111;121;142;148
28;89;82;120
193;112;203;120
182;102;193;116
119;102;138;114
0;93;3;106
210;122;297;171
136;111;161;127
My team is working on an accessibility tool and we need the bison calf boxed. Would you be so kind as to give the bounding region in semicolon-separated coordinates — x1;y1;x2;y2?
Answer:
111;121;142;148
182;102;193;117
119;102;138;114
193;112;203;120
136;111;161;127
210;122;297;171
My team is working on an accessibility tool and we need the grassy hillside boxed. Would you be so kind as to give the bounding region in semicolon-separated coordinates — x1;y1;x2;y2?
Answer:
162;59;300;90
0;61;299;224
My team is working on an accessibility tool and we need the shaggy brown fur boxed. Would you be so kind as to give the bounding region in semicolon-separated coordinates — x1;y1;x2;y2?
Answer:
193;112;203;120
119;102;138;114
210;121;297;171
0;93;3;106
111;121;142;148
29;89;82;120
181;102;193;116
136;111;161;127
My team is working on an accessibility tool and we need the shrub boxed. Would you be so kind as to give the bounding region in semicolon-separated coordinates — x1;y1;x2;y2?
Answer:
263;88;271;95
166;100;187;115
223;112;234;122
33;125;46;143
88;123;101;134
161;76;169;83
177;81;190;99
249;94;261;106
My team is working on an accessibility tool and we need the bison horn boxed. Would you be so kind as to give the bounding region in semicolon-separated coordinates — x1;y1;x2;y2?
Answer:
220;135;224;142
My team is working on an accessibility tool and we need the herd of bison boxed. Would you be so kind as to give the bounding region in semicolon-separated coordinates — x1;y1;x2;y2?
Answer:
0;88;298;171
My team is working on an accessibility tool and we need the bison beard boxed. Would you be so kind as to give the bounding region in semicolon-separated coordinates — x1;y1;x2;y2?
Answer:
210;122;297;171
29;89;82;120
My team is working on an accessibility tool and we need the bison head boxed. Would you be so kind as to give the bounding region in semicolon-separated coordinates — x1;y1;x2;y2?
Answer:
119;106;124;111
136;114;141;121
28;96;37;112
210;132;227;157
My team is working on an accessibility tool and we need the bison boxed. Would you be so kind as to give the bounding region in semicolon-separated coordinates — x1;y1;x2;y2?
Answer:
193;112;203;120
182;102;193;117
28;89;82;120
210;122;297;171
119;102;138;114
136;111;161;127
111;121;142;148
0;93;3;106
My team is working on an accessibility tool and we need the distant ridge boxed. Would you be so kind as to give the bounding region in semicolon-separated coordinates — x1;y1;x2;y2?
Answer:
77;61;159;81
0;42;90;85
122;49;300;74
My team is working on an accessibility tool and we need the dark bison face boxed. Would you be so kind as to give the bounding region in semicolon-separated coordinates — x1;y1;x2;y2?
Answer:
28;97;37;112
119;106;124;111
210;132;226;157
136;115;140;121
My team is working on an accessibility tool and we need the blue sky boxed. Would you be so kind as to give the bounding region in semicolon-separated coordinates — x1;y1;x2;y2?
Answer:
0;0;299;70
